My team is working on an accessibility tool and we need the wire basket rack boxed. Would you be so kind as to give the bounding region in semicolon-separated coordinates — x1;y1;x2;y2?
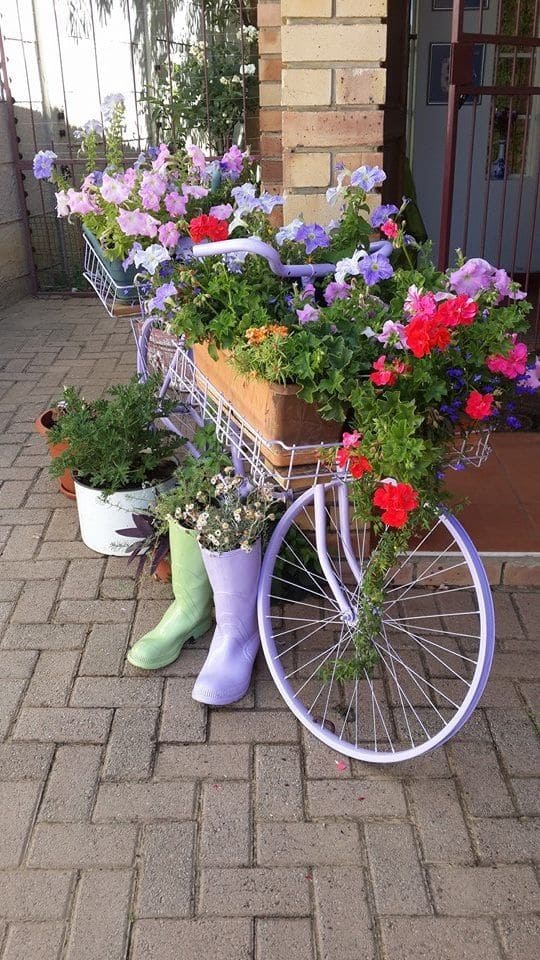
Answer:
168;346;339;491
83;235;141;319
447;428;492;471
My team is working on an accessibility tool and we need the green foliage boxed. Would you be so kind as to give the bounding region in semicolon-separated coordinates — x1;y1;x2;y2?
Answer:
48;375;180;496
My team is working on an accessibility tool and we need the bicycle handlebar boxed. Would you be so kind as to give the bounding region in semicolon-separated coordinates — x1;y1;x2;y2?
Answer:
191;236;393;279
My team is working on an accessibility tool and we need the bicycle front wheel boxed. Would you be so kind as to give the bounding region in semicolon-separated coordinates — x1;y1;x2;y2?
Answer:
257;480;495;763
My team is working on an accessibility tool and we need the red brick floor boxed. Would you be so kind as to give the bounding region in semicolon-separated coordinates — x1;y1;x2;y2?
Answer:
445;433;540;553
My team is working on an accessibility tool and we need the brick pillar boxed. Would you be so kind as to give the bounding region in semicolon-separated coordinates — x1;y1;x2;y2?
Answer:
258;0;387;224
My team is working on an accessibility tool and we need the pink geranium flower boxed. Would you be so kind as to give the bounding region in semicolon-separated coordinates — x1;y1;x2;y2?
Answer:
403;285;437;319
486;340;528;379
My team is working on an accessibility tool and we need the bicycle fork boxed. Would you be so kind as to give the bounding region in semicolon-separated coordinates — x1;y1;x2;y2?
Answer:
313;482;363;624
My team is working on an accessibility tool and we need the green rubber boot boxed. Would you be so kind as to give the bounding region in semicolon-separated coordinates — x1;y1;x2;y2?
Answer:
127;520;213;670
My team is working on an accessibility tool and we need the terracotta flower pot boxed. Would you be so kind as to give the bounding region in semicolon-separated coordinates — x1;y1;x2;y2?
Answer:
192;343;342;467
34;409;76;500
154;557;172;582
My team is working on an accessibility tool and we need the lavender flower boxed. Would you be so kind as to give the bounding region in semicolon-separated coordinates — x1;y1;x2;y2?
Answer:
148;282;177;312
275;218;304;247
357;253;394;287
324;281;351;305
370;204;399;228
296;304;320;325
33;150;57;180
295;223;330;255
350;165;386;191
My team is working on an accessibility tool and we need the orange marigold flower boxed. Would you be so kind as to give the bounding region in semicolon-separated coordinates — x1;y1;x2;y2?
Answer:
269;325;289;338
245;326;268;345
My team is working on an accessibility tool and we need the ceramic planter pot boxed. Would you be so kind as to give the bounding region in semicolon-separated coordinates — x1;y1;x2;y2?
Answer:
192;343;342;467
82;225;136;298
34;408;76;500
74;473;175;556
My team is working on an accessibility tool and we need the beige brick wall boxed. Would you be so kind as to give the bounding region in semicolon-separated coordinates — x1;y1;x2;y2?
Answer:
258;0;387;225
0;103;32;304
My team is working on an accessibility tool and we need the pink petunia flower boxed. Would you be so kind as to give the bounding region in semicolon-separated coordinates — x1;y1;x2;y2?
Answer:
164;192;188;217
116;208;160;237
158;221;180;249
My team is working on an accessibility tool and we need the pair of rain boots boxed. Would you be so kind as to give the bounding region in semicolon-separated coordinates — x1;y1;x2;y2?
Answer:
127;521;260;705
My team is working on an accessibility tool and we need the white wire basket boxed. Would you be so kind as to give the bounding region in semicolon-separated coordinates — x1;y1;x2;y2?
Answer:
168;346;339;491
83;235;141;319
447;428;492;470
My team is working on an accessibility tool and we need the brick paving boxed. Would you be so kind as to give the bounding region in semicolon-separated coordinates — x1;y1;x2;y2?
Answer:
0;295;539;960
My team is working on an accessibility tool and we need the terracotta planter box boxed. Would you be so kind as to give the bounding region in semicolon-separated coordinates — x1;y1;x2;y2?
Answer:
192;343;342;468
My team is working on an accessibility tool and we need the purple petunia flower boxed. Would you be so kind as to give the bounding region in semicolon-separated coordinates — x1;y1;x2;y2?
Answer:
295;224;330;255
324;281;351;305
370;204;399;228
357;253;394;287
296;304;320;325
33;150;57;180
148;281;177;312
350;165;386;191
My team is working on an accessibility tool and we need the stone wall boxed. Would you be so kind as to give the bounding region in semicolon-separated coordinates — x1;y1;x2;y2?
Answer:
258;0;387;223
0;101;32;304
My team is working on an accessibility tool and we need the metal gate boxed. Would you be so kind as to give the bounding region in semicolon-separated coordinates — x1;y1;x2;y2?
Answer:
439;0;540;346
0;0;257;292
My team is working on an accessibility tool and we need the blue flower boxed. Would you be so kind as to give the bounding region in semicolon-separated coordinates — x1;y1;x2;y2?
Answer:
350;165;386;191
147;146;159;160
148;282;177;312
295;224;330;255
506;416;522;430
357;253;394;287
370;204;399;228
33;150;57;180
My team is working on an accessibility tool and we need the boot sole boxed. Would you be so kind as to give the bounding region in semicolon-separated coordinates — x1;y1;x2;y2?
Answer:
126;618;214;671
192;678;251;706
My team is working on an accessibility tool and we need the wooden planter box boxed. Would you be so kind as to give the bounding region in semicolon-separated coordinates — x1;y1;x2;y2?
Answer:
192;343;342;467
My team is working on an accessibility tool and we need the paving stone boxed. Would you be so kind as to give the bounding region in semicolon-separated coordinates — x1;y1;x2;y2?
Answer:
471;817;540;864
65;869;133;960
154;743;251;781
39;746;102;822
255;745;304;821
0;649;37;677
380;917;502;960
159;678;207;743
11;580;59;624
93;781;196;822
209;710;299;743
0;743;54;781
497;914;540;960
99;577;137;599
1;524;44;560
44;509;81;542
78;623;130;676
59;559;105;600
306;778;407;819
38;540;97;560
0;678;27;739
1;921;65;960
512;777;540;816
512;592;540;640
27;823;137;868
429;864;540;914
131;919;252;960
486;710;540;778
1;869;74;921
158;647;214;678
409;778;474;863
1;624;88;650
54;599;135;624
313;867;375;960
448;742;515;816
256;919;315;960
199;867;311;916
257;821;361;866
0;781;42;866
365;821;431;915
0;480;30;508
302;733;353;778
0;559;66;581
200;781;251;867
70;676;162;708
24;650;80;707
13;707;112;743
103;707;158;781
136;823;195;918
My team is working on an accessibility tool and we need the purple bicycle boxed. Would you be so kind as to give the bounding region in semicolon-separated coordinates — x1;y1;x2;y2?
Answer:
138;237;495;764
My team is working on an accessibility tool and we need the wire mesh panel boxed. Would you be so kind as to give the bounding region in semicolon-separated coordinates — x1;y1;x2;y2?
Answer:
0;0;259;290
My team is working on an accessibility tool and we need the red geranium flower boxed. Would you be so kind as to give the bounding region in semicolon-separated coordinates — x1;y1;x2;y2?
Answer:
464;390;494;419
429;319;452;352
404;317;433;358
189;214;229;244
348;455;373;479
369;356;397;386
436;294;478;328
373;481;419;528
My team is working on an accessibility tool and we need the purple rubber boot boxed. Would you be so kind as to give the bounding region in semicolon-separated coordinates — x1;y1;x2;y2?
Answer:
192;540;261;705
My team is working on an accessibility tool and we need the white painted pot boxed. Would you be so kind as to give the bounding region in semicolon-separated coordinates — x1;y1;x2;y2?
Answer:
74;474;174;556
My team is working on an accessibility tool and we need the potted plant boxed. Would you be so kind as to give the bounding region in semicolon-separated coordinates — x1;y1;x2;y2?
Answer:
34;387;87;499
115;511;172;581
48;375;180;556
126;425;231;671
